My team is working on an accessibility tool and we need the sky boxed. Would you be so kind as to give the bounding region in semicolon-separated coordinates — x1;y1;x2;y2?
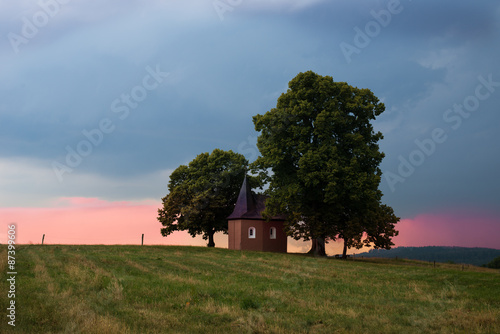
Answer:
1;0;499;253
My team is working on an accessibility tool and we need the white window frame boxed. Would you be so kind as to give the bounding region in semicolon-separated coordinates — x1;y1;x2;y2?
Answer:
270;227;276;239
248;227;256;239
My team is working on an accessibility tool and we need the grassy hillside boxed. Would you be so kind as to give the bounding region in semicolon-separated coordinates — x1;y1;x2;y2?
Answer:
357;246;500;266
1;245;499;333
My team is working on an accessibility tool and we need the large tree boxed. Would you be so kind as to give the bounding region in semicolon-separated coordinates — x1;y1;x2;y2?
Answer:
252;71;398;257
158;149;249;247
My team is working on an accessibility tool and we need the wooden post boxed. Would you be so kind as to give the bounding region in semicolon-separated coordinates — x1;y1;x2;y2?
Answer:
433;260;436;268
141;234;144;246
42;234;45;245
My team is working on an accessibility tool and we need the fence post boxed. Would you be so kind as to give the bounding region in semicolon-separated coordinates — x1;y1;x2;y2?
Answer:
42;234;45;245
142;234;144;246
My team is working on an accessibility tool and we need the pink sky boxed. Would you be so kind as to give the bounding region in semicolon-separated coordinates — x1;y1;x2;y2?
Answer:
1;197;499;253
393;209;500;249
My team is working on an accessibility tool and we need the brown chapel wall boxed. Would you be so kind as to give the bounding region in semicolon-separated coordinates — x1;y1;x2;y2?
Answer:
234;219;287;253
228;220;235;249
228;220;242;250
262;221;287;253
239;220;264;251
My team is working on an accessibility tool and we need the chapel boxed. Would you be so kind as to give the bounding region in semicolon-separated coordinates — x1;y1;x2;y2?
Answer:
227;176;287;253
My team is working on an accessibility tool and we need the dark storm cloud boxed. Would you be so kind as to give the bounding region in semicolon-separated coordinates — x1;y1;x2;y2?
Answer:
0;0;499;221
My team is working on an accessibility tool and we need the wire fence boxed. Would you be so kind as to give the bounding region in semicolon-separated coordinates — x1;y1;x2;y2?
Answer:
13;234;176;246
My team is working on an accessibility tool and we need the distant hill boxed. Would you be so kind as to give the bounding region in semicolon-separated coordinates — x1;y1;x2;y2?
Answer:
356;246;500;266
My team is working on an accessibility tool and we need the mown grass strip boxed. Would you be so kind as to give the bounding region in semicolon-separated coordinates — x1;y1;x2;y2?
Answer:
0;245;498;333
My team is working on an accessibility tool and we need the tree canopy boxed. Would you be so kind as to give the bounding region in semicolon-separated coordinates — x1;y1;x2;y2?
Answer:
485;256;500;269
157;149;250;247
252;71;399;256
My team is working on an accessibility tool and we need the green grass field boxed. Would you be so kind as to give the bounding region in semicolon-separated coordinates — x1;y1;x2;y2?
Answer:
1;245;499;333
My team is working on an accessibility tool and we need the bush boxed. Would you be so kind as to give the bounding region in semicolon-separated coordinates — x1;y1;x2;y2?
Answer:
486;256;500;269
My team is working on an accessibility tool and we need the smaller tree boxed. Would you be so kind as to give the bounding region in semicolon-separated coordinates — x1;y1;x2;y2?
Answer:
158;149;249;247
337;204;400;258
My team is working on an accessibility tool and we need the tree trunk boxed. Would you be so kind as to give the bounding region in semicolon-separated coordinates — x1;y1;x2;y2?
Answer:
342;238;348;259
207;231;215;247
307;238;326;256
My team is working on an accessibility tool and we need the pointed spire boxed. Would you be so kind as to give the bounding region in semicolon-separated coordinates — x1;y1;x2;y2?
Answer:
228;175;285;220
239;175;254;212
227;175;256;219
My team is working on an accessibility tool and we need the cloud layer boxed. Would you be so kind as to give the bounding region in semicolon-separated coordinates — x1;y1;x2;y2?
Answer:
1;0;499;249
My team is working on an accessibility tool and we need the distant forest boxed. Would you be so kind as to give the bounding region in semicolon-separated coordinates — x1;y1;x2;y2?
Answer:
356;246;500;266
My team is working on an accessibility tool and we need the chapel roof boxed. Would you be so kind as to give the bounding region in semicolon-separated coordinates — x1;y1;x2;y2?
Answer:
227;176;285;221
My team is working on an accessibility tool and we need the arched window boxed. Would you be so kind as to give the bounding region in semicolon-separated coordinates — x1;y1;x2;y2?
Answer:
270;227;276;239
248;227;256;239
